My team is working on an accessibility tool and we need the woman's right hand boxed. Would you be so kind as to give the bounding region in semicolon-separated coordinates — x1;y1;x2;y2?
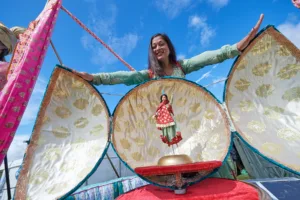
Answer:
72;70;94;82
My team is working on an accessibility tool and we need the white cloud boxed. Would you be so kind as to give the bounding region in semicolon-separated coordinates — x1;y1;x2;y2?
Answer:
188;15;216;46
196;70;212;83
207;0;229;10
155;0;192;19
188;15;207;30
212;64;218;69
7;134;30;162
21;77;47;125
177;54;186;60
278;21;300;48
81;2;140;67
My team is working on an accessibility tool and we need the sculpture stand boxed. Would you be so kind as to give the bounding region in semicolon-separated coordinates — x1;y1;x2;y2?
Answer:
157;154;193;194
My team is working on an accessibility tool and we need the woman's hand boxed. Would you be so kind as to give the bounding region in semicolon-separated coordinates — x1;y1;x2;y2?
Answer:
292;0;300;9
72;70;94;82
152;115;157;119
237;14;264;52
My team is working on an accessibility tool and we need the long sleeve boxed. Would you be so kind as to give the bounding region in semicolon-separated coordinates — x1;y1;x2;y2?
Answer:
92;70;150;86
179;44;241;74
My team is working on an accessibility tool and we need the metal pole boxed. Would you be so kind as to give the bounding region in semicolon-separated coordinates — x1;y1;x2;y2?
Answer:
50;40;63;66
106;154;120;178
4;156;11;200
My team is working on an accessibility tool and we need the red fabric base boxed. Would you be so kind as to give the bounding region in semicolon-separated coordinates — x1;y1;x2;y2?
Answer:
135;161;222;176
117;178;259;200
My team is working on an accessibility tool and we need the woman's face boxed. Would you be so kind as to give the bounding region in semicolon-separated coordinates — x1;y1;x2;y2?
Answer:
152;36;170;62
162;95;167;101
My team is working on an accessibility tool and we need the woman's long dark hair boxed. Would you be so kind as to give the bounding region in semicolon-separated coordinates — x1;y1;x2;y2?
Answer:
148;33;177;77
0;49;8;62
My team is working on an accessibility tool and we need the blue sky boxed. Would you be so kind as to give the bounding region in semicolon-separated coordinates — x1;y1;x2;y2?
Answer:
2;0;300;161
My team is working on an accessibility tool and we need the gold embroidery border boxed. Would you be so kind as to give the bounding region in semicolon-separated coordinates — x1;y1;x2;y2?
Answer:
112;78;231;169
15;67;110;199
225;27;300;172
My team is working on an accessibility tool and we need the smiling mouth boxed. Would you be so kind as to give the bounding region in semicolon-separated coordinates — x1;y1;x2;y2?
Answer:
156;50;164;57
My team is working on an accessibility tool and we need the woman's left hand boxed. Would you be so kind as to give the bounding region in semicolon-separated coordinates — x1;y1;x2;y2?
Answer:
292;0;300;9
237;14;264;52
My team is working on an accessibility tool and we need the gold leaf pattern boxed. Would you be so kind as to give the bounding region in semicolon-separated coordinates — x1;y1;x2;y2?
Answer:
74;117;89;128
92;143;102;154
132;152;142;161
73;98;89;110
176;113;187;123
29;171;49;185
43;148;61;161
231;111;240;122
90;125;104;136
227;91;233;101
252;63;272;76
277;64;300;80
247;120;266;133
277;128;300;141
74;138;86;144
136;104;146;112
204;110;215;120
92;104;103;116
256;84;274;98
262;142;282;155
60;161;76;172
138;91;148;99
42;115;51;125
120;138;131;150
147;146;160;157
239;100;254;112
236;59;248;71
55;106;71;119
118;108;124;118
114;121;121;132
197;153;202;161
53;88;69;99
71;79;85;89
124;121;134;133
189;88;199;97
133;137;145;146
190;103;201;113
263;106;284;119
136;120;145;129
52;126;70;138
190;120;201;130
119;153;128;162
46;182;68;194
149;115;156;124
176;97;187;107
234;79;250;92
276;45;291;56
251;34;273;55
282;87;300;102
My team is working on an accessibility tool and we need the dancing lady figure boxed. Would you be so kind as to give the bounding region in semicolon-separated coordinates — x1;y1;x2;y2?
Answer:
153;93;182;147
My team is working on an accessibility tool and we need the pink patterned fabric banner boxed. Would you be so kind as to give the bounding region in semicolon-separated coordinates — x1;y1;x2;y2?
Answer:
0;0;62;165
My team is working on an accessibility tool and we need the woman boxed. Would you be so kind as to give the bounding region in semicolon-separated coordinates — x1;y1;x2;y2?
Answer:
74;14;264;179
74;14;264;86
0;23;26;90
154;94;182;147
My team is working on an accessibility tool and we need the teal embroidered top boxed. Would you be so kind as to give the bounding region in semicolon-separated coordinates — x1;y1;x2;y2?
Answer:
92;44;240;86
